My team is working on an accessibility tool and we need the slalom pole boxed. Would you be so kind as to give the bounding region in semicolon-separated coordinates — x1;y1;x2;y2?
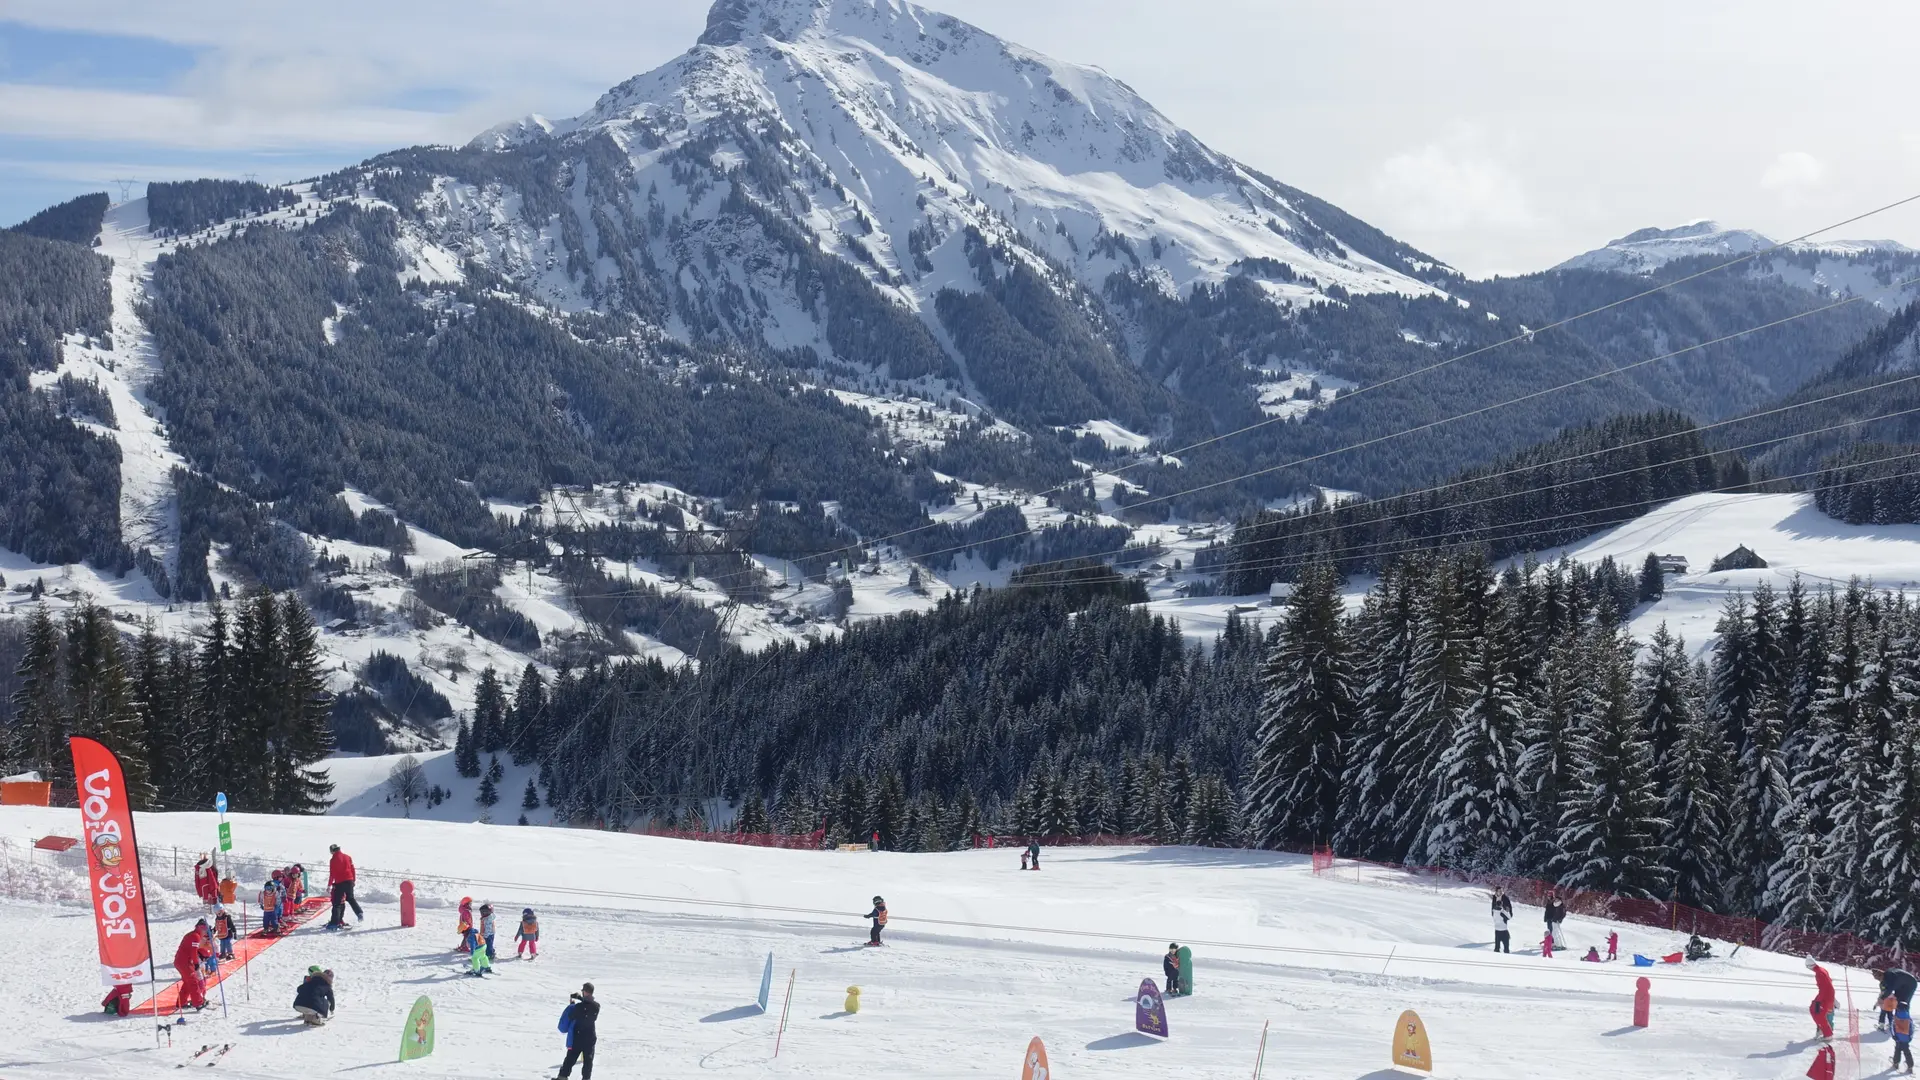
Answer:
242;900;250;1000
1251;1019;1269;1079
774;969;796;1057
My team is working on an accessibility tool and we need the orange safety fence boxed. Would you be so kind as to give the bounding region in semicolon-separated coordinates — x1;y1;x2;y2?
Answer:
136;897;329;1015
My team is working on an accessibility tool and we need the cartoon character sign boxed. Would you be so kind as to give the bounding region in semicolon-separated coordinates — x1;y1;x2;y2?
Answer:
70;737;153;986
1135;978;1169;1038
398;996;435;1062
1392;1009;1433;1072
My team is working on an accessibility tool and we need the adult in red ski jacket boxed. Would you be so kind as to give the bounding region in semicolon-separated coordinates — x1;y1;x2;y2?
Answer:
1808;958;1837;1038
193;856;218;905
325;844;363;928
173;921;211;1010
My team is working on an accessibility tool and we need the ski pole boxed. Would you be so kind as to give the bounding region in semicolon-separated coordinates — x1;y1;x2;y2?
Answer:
775;969;795;1057
1252;1019;1269;1080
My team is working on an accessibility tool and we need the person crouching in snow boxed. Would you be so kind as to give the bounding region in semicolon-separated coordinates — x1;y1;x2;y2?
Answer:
1808;957;1838;1039
515;908;540;959
293;966;335;1025
101;983;132;1016
173;920;212;1010
1581;945;1602;962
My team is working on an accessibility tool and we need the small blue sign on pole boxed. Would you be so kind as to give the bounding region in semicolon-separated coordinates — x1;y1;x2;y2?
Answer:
215;792;228;815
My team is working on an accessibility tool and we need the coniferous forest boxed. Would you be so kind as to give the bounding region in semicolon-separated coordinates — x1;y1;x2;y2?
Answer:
450;554;1920;954
0;592;335;814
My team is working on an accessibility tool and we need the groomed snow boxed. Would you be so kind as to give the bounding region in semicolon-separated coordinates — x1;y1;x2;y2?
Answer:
0;806;1866;1080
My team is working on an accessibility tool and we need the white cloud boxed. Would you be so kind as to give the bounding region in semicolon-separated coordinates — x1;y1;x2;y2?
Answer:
1759;150;1827;195
1369;128;1537;235
0;82;468;149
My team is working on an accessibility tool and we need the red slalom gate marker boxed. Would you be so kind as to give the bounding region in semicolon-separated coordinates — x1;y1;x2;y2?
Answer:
1633;977;1651;1027
400;881;416;928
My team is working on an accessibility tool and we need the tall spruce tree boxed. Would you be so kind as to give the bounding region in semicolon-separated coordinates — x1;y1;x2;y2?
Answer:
4;604;66;785
472;667;506;755
64;604;153;807
1245;564;1356;849
1425;636;1524;872
1383;569;1469;863
1514;639;1581;875
1553;628;1670;898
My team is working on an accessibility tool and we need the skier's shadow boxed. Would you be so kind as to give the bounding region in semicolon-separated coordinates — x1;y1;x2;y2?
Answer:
820;945;870;954
1746;1038;1827;1059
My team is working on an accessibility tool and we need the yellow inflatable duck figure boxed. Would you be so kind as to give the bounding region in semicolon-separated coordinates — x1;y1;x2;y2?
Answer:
845;986;862;1014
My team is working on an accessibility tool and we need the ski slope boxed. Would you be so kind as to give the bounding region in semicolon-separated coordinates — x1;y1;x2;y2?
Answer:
0;806;1874;1079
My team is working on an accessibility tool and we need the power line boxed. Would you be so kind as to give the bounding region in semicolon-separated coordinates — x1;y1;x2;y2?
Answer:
1118;456;1920;590
1005;400;1920;586
807;271;1920;581
808;191;1920;557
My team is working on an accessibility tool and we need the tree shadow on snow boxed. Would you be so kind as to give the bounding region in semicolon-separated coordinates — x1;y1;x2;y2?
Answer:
700;1005;764;1024
1082;848;1302;871
1085;1032;1160;1051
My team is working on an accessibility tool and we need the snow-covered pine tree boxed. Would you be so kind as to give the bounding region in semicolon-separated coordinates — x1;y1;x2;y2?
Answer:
1337;564;1418;859
507;663;545;764
471;667;506;755
1655;656;1727;908
1424;636;1524;872
1184;776;1235;846
1867;714;1920;949
1729;691;1792;916
271;596;336;813
1514;638;1581;875
522;776;542;813
1635;623;1694;788
1382;568;1469;864
1766;800;1826;931
63;603;154;807
1244;564;1356;849
1076;762;1114;836
454;717;479;777
1802;584;1867;925
1552;627;1670;899
4;604;66;786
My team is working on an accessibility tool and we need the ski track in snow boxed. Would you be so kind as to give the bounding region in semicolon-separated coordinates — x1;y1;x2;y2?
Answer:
0;806;1864;1080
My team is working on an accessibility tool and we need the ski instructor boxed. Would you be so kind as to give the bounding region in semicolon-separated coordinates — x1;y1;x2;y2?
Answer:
325;843;364;928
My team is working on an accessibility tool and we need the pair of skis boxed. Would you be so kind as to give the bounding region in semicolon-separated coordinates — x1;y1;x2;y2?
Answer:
178;1043;233;1067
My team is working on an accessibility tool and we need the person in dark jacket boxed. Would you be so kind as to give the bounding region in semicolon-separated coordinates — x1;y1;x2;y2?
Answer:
1877;967;1919;1030
1163;944;1182;995
293;967;336;1025
1543;894;1567;944
557;983;599;1080
1490;888;1514;920
1026;842;1041;871
866;897;888;946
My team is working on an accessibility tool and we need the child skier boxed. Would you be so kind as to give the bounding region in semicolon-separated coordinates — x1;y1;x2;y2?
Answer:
293;966;335;1026
1541;930;1555;959
479;902;498;962
212;908;236;960
260;879;282;935
465;921;492;977
515;908;540;959
1606;931;1619;961
194;855;219;905
1163;944;1182;995
456;897;474;953
1894;1003;1914;1074
866;896;888;946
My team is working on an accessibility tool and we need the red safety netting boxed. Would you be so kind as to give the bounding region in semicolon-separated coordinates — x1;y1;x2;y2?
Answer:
1312;852;1920;973
638;827;829;850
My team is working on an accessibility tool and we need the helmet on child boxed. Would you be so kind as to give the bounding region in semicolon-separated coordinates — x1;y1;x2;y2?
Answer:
1806;957;1819;970
872;896;884;904
522;908;534;917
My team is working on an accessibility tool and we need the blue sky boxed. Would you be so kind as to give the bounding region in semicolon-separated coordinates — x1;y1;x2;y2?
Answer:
5;1;1919;275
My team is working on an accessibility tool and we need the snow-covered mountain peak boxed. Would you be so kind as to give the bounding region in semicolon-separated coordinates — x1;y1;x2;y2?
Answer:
1555;220;1775;274
504;0;1443;334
